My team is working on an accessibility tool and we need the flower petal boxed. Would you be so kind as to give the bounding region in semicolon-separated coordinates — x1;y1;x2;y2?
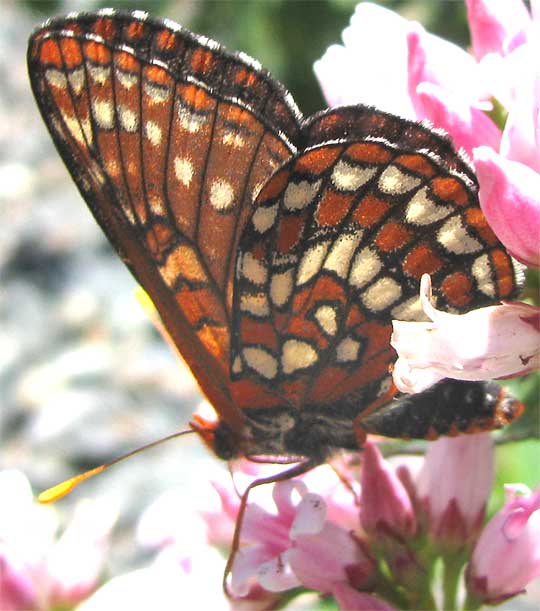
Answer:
256;550;301;592
392;275;540;392
465;0;531;59
415;82;501;155
290;493;326;539
407;25;487;118
314;2;414;116
417;434;493;545
467;486;540;602
360;441;416;538
474;147;540;267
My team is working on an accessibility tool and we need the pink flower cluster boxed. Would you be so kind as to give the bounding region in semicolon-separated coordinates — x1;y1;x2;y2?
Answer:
316;0;540;393
0;470;117;611
202;436;539;609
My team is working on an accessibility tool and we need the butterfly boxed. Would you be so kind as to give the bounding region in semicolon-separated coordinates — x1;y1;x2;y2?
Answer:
28;7;523;567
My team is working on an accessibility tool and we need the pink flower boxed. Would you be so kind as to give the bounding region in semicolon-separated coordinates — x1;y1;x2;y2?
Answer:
466;485;540;604
391;275;539;393
0;469;117;610
465;0;532;60
474;147;540;267
407;24;489;119
360;441;416;539
0;545;37;611
313;2;415;117
414;82;501;156
229;479;375;597
77;545;232;611
416;434;494;547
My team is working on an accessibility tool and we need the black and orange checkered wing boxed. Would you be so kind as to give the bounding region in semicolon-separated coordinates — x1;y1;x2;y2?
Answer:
27;10;302;429
231;106;521;444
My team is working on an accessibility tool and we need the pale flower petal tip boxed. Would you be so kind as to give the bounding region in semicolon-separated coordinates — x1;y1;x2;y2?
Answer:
391;274;540;391
473;146;540;268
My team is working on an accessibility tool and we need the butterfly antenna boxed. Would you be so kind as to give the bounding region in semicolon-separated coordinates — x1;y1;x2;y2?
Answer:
38;429;196;504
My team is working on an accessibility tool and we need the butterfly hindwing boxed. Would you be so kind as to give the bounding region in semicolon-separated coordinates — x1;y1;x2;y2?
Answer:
231;109;520;446
27;10;303;428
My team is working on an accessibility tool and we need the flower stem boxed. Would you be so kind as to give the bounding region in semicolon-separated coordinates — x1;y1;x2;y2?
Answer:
463;591;483;611
442;553;464;611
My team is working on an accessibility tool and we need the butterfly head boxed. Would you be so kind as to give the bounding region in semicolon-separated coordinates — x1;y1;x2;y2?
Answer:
190;414;244;460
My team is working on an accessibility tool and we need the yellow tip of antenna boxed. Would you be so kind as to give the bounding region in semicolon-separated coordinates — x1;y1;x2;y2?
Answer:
37;466;105;504
36;429;195;504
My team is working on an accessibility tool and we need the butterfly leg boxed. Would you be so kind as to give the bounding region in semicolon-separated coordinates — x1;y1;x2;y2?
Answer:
223;458;319;597
355;379;523;441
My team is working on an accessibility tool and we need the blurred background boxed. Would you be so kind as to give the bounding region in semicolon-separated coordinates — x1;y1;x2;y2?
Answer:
1;0;538;608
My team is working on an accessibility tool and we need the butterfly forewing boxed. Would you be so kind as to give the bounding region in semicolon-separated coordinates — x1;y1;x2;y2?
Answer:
232;116;519;427
28;10;303;429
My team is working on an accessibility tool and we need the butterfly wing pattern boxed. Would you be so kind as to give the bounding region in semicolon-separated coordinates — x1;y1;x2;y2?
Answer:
28;10;523;468
28;10;301;433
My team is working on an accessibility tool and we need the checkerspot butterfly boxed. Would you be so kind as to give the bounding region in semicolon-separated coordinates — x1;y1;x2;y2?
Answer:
28;7;523;564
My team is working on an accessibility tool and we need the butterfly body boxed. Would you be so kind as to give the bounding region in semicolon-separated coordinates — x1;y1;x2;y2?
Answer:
28;9;523;470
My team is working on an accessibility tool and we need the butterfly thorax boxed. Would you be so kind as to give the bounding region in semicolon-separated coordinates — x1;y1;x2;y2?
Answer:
193;401;365;463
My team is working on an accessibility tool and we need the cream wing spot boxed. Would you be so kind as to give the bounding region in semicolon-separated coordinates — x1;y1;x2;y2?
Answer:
92;99;114;129
243;347;277;380
336;336;361;362
472;254;495;296
159;244;207;288
324;232;363;278
178;107;205;133
297;241;331;285
210;179;235;211
283;179;321;210
391;295;426;321
252;204;278;233
232;355;243;374
45;69;67;89
174;156;194;187
270;269;294;307
144;82;171;104
68;68;85;94
282;339;318;374
62;115;92;146
149;195;165;216
88;65;110;85
405;187;452;225
222;131;245;148
314;305;338;336
240;252;267;285
332;160;377;191
378;165;421;194
349;247;382;288
240;293;270;317
118;106;138;133
438;216;482;254
362;277;402;311
145;120;162;146
116;69;138;89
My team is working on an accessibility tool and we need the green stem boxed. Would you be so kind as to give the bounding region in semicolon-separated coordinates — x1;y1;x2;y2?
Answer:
463;592;483;611
442;555;463;611
374;572;411;610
